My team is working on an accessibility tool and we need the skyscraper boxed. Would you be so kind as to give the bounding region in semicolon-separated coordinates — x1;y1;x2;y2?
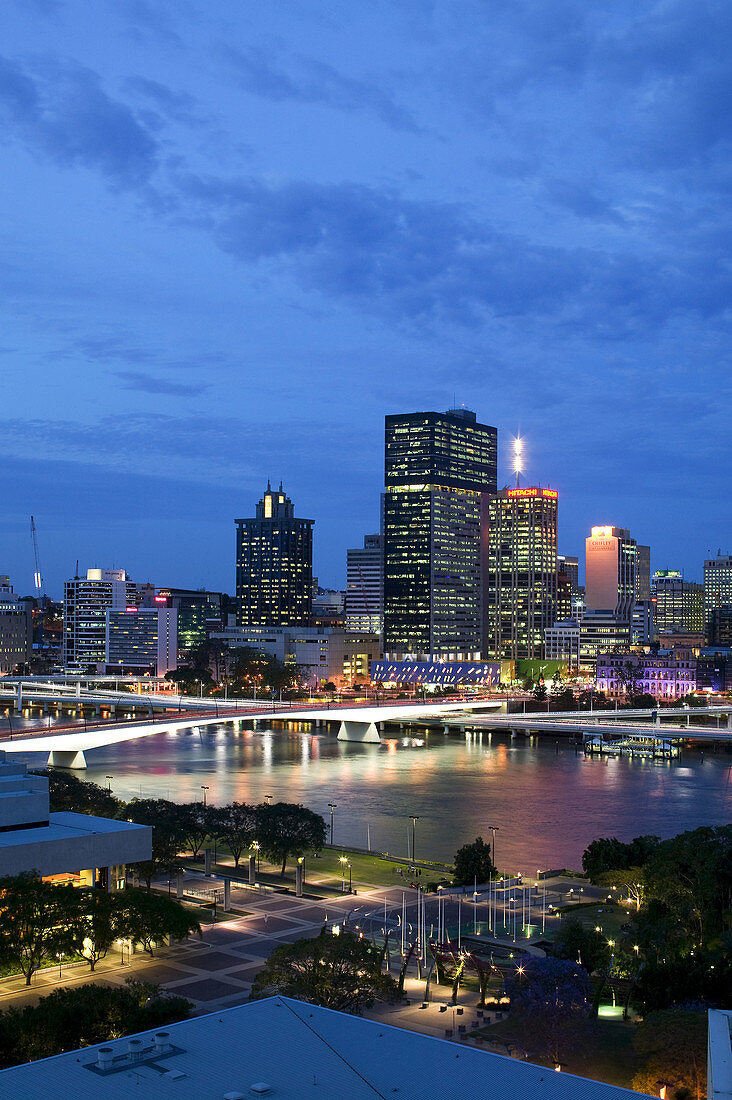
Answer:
383;408;497;660
235;483;313;628
484;488;559;660
704;553;732;638
345;534;383;635
63;568;142;668
585;526;637;611
651;571;704;634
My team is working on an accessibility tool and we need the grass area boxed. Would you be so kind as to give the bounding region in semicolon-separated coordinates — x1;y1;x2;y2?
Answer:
473;1016;642;1089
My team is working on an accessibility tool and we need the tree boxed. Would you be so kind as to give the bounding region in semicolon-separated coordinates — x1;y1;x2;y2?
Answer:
251;931;400;1014
504;956;592;1065
125;798;187;887
533;680;547;702
551;686;576;711
0;874;78;986
632;1009;707;1100
165;667;214;695
642;825;732;947
595;867;646;911
453;837;495;886
615;660;642;699
582;836;632;878
176;802;214;860
119;887;201;956
210;802;257;868
31;768;124;818
0;980;192;1068
255;801;326;876
551;917;610;973
71;888;118;972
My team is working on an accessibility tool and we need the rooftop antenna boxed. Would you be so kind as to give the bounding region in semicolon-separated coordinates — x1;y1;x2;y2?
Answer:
512;436;524;489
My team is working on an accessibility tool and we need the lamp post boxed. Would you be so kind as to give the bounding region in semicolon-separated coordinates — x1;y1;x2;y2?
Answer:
348;862;352;894
339;855;348;893
105;775;113;792
265;794;273;805
409;815;420;865
486;823;499;868
201;785;209;807
328;803;337;846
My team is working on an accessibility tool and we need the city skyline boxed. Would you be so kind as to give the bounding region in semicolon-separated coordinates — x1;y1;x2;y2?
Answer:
1;2;730;595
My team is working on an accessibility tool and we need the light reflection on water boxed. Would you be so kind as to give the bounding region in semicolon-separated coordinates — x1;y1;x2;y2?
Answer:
13;721;732;870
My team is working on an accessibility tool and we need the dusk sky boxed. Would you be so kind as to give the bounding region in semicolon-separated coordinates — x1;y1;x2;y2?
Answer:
1;0;730;598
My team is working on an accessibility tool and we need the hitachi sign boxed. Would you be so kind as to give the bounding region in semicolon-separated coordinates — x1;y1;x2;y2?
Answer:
507;488;558;499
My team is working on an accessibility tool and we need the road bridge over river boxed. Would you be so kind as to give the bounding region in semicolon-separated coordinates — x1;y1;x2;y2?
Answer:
0;698;504;767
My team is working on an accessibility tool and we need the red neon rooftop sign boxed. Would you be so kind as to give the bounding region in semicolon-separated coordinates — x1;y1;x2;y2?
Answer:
507;488;558;499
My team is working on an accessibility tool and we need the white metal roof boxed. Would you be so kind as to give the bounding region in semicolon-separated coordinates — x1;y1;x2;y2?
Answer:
0;994;651;1100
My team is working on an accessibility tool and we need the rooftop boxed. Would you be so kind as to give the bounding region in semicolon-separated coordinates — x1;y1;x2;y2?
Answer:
0;995;651;1100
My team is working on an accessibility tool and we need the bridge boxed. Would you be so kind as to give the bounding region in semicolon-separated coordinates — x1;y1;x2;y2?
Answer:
0;698;504;767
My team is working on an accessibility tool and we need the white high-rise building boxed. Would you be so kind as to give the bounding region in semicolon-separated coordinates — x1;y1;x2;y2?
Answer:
63;568;155;670
345;534;383;636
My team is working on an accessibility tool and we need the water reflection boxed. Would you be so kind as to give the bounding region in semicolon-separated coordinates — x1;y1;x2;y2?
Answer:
10;721;732;870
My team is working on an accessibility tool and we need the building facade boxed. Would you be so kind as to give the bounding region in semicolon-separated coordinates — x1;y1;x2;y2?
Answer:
596;651;696;700
544;619;581;671
484;488;558;660
383;408;497;660
345;534;384;635
585;526;637;611
707;607;732;648
211;625;379;688
154;588;222;651
105;607;177;675
704;553;732;639
235;483;313;628
651;570;704;634
0;576;32;675
63;569;141;669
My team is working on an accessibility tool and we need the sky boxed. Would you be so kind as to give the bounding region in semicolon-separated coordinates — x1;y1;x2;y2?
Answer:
1;0;730;598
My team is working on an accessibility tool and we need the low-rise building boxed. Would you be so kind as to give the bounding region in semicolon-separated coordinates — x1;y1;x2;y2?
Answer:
0;752;150;888
0;993;647;1099
210;625;380;688
105;607;177;676
696;646;732;693
544;619;581;671
596;650;696;700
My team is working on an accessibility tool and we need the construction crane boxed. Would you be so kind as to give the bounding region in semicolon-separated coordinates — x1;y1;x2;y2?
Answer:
30;515;44;653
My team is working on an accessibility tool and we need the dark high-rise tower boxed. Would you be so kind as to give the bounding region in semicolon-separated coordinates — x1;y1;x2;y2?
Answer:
235;483;313;627
383;408;497;660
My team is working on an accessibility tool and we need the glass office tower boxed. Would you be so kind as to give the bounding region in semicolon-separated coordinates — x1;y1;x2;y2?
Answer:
485;488;559;660
383;408;497;660
235;483;313;627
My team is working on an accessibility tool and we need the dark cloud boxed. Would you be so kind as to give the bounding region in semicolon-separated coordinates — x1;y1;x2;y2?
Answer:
124;76;202;127
221;45;421;133
0;55;158;186
113;371;210;396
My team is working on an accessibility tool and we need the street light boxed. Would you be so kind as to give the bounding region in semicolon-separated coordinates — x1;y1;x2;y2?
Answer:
409;815;420;864
486;823;499;868
339;855;348;893
328;803;337;846
201;785;209;807
348;862;352;894
265;794;273;805
105;775;113;792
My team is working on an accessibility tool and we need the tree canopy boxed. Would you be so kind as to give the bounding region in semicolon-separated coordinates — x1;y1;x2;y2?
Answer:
632;1008;707;1100
255;801;326;876
251;931;400;1013
504;956;592;1065
31;768;124;818
0;873;78;985
453;837;495;886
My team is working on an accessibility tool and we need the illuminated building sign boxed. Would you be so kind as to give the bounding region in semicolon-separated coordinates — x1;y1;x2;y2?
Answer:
125;606;138;613
591;526;615;538
507;488;558;499
154;595;167;603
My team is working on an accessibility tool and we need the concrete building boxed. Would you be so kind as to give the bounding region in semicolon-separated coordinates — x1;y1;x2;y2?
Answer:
579;609;633;669
383;408;497;661
0;752;150;888
707;607;732;648
585;526;637;612
63;569;143;669
697;646;732;693
704;552;732;638
636;544;651;601
484;487;558;661
651;570;705;634
211;625;379;688
235;482;313;628
0;575;32;674
544;619;581;671
153;588;223;651
0;994;649;1099
556;555;580;622
596;651;696;700
105;607;177;676
345;533;384;635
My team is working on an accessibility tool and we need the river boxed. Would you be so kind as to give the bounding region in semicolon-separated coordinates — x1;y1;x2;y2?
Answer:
13;721;730;871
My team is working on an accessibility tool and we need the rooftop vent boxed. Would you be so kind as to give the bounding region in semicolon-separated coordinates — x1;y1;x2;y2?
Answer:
250;1086;272;1095
97;1047;114;1070
223;1093;245;1100
128;1039;144;1063
154;1032;171;1053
